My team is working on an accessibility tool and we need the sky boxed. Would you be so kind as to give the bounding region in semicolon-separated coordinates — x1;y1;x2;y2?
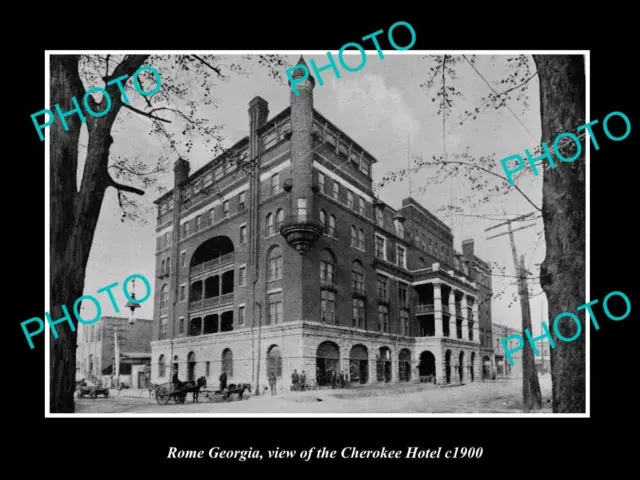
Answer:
72;52;550;336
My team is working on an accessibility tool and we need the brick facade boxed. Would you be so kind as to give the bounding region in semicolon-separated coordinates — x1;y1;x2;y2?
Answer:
150;57;493;391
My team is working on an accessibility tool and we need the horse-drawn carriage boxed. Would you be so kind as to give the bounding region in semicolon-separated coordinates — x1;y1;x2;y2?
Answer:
153;379;251;405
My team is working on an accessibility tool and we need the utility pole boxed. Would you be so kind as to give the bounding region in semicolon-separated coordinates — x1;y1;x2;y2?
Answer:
485;212;542;412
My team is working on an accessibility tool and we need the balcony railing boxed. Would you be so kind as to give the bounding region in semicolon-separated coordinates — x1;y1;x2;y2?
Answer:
189;293;234;311
416;304;434;315
191;253;234;274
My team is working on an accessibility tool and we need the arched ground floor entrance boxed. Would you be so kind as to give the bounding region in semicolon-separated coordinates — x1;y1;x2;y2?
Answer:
350;344;369;384
418;350;436;383
398;349;411;382
316;341;340;386
483;356;492;379
445;350;452;384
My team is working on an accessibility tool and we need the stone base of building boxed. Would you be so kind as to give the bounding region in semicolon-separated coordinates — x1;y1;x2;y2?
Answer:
150;320;483;394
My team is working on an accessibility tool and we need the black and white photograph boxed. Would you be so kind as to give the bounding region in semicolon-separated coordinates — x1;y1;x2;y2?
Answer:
44;50;589;416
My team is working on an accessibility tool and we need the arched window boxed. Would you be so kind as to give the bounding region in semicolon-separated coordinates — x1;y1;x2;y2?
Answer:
320;249;336;285
160;284;169;309
267;246;283;281
266;213;274;236
222;349;233;377
158;355;165;377
267;345;282;378
319;210;326;233
350;225;357;247
328;214;336;236
276;209;284;230
358;229;365;250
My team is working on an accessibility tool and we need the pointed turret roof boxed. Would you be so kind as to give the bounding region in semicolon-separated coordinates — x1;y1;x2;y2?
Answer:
291;55;309;79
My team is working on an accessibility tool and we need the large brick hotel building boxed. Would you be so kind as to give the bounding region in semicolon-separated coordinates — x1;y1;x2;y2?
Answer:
150;57;495;392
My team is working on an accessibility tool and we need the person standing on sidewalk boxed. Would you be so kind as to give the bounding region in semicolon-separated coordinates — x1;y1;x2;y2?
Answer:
268;372;277;395
299;370;306;391
291;369;299;391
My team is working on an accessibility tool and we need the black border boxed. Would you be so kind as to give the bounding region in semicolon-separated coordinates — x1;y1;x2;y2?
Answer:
10;12;636;475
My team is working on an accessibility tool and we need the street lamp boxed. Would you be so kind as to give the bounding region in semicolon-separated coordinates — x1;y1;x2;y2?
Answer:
125;278;141;325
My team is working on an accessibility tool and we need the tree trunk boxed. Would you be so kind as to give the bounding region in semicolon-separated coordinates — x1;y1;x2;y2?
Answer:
533;55;586;413
49;55;149;412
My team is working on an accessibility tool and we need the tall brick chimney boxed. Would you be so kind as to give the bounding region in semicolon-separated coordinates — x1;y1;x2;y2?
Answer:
462;238;475;257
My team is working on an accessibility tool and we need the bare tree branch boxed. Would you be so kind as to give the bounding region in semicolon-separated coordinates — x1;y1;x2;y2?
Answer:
122;103;172;123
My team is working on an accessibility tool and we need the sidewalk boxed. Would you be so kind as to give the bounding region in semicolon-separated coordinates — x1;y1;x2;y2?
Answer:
109;388;152;399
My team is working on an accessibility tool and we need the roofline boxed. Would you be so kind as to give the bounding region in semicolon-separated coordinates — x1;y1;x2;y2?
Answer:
312;109;378;164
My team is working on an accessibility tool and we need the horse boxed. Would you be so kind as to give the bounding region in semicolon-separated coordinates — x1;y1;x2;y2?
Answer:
226;383;252;401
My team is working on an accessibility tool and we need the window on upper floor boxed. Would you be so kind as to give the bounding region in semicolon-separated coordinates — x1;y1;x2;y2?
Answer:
376;207;384;227
240;225;247;245
209;208;215;225
375;235;386;260
328;214;336;237
239;192;246;211
347;191;354;209
397;245;406;268
164;232;170;248
359;197;365;216
321;290;336;325
271;173;280;196
318;172;325;193
266;213;275;237
352;298;366;329
182;222;189;238
223;201;229;218
179;285;186;302
195;215;201;232
378;305;389;332
358;229;365;250
276;209;284;230
239;266;246;286
333;182;339;201
377;274;389;301
268;247;283;281
297;198;307;221
350;225;357;247
181;252;187;268
395;219;404;238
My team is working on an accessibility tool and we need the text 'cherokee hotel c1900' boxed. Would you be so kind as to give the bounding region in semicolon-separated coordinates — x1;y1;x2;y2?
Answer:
150;56;494;392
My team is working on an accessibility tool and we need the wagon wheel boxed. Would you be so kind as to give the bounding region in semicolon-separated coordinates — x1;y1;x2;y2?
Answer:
156;389;170;405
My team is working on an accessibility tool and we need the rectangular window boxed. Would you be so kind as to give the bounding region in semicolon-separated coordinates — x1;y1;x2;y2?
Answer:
206;361;211;377
179;285;186;302
377;274;389;301
223;201;229;218
397;245;406;268
333;182;339;200
268;292;283;325
399;282;409;308
395;219;404;238
376;207;384;227
359;197;365;216
195;215;201;232
209;208;215;225
347;191;354;209
214;165;224;180
318;172;325;193
180;251;186;268
375;235;386;260
239;192;246;211
320;261;335;286
358;229;365;250
182;222;189;238
160;318;168;340
352;298;366;329
164;232;170;248
238;306;245;326
321;290;336;324
351;270;364;294
179;317;184;334
401;310;409;335
297;198;307;221
360;158;369;175
240;225;247;245
271;173;280;196
350;226;358;247
378;305;389;332
239;266;246;286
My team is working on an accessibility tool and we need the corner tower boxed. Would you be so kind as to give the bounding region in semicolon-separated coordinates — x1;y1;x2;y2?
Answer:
281;56;323;254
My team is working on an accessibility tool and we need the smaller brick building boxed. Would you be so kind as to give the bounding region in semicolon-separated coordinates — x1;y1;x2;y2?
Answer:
76;316;153;388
